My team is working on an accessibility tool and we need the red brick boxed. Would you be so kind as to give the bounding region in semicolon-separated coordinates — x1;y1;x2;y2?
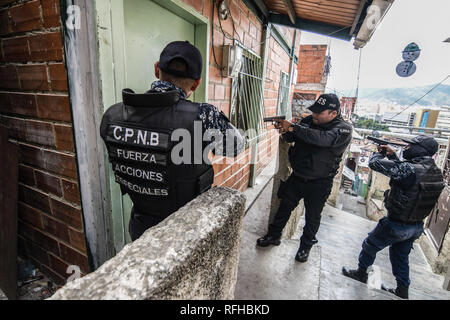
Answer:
49;63;68;91
54;124;74;151
219;16;233;38
50;198;83;230
203;0;212;19
238;0;249;17
69;228;87;252
19;164;35;186
0;65;20;90
18;202;44;229
181;0;202;12
2;116;26;140
24;119;55;146
229;1;240;24
48;254;71;280
208;84;215;102
61;179;81;205
2;36;30;62
59;242;90;273
1;92;38;117
214;84;225;100
19;143;78;179
19;184;51;213
42;214;70;243
29;32;63;62
36;94;71;122
0;0;15;7
10;0;42;33
18;222;60;256
0;9;11;35
209;64;222;84
25;240;50;266
41;264;66;285
17;64;49;91
35;170;62;197
41;0;61;28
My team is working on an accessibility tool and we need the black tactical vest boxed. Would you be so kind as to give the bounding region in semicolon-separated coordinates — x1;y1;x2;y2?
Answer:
288;116;351;179
385;157;444;223
100;89;214;219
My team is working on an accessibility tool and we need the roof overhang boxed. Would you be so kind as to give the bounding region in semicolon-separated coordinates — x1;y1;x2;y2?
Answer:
242;0;394;49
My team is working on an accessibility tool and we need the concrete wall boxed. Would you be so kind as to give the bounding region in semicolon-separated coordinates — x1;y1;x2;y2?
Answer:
365;170;389;220
48;187;246;300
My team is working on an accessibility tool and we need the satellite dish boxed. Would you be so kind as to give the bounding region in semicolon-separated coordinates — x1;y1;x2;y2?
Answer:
396;61;416;77
402;42;421;62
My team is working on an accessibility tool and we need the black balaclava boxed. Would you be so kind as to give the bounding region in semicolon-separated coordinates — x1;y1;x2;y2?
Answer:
403;144;429;160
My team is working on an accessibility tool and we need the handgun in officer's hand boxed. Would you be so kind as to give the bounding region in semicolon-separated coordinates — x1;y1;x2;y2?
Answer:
367;136;405;156
263;116;286;123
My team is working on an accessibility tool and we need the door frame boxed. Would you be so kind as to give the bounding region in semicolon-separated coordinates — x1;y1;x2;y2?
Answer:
95;0;210;251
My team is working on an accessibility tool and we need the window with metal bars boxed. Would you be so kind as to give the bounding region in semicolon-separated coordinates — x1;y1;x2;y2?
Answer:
229;45;264;143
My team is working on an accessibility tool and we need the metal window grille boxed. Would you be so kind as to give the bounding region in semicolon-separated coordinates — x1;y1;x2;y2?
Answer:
230;46;265;143
277;71;290;117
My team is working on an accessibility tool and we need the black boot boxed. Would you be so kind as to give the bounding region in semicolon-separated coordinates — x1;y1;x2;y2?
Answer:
381;283;409;299
295;248;310;263
256;234;281;247
342;266;368;284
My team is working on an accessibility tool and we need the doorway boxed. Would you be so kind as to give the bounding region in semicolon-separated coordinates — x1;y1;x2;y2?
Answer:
95;0;209;251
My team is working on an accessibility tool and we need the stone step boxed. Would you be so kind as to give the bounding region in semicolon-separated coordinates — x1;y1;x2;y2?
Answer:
239;176;449;300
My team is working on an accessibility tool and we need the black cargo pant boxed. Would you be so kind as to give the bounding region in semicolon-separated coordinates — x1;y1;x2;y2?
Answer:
129;207;166;241
268;173;333;251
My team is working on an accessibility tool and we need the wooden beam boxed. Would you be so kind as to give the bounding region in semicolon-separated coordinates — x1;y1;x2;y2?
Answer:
349;0;368;36
281;0;296;24
268;13;352;41
252;0;269;17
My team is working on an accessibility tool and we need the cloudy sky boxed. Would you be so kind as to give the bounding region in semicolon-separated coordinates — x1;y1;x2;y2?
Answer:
299;0;450;94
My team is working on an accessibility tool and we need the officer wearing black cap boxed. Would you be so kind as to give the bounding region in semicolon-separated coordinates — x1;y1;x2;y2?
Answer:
342;134;444;299
256;93;353;263
100;41;244;241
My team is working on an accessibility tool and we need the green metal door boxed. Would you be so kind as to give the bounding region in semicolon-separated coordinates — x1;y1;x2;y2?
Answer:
96;0;209;252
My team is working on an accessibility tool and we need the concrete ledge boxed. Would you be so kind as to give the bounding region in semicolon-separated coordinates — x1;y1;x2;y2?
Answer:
48;187;246;300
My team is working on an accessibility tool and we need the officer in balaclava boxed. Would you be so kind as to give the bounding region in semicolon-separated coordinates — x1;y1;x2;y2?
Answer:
342;135;444;299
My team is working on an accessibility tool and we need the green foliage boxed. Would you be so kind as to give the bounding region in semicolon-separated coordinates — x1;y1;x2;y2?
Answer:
354;116;390;131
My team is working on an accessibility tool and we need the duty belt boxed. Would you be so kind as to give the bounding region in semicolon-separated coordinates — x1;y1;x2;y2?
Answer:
293;171;319;183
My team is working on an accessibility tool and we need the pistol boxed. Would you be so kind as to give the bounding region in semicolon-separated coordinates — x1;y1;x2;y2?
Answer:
263;116;286;122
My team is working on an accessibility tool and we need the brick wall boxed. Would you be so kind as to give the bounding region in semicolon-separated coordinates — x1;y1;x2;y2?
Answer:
0;0;88;284
297;44;328;84
182;0;299;190
0;0;299;284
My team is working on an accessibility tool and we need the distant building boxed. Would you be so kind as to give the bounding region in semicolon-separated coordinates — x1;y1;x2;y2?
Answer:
340;97;357;120
365;113;383;122
413;108;440;133
436;107;450;137
292;45;330;117
382;112;416;126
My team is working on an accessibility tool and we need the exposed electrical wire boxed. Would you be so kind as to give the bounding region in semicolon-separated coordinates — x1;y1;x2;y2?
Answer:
211;0;222;69
387;74;450;121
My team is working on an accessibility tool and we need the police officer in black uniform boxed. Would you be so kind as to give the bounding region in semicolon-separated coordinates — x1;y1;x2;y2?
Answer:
100;41;244;241
257;93;353;263
342;135;444;299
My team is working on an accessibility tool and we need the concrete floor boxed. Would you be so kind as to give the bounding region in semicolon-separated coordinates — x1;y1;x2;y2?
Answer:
235;172;450;300
336;189;367;220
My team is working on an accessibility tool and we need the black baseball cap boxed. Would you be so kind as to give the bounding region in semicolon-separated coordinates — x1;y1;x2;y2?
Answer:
308;93;341;113
401;135;439;155
159;41;203;80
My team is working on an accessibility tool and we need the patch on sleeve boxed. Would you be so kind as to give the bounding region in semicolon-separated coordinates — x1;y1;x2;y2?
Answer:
339;128;351;134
